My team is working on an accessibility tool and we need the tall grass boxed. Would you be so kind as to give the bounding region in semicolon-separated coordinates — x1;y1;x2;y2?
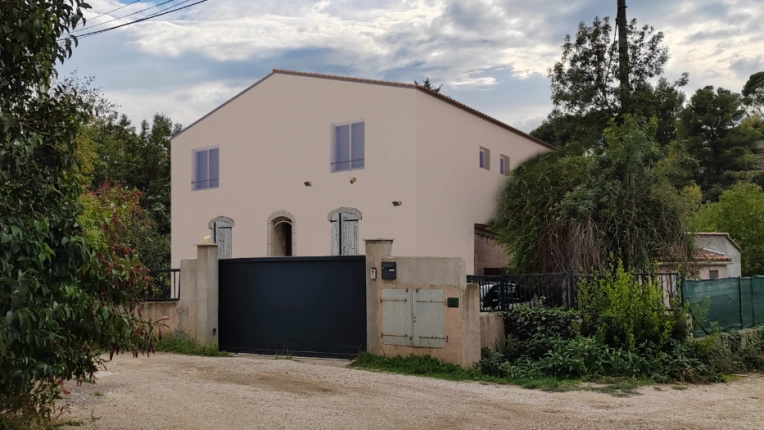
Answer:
154;332;229;357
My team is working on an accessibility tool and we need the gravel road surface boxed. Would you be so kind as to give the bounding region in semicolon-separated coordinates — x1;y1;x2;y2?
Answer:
61;353;764;429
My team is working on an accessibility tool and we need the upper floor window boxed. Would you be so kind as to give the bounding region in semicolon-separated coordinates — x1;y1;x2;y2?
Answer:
709;270;719;280
479;147;490;170
194;147;219;190
333;121;365;172
500;155;510;176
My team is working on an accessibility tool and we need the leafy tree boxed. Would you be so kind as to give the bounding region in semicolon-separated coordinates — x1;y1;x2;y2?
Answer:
742;71;764;116
88;113;179;237
57;73;177;238
414;77;443;93
539;16;687;148
691;184;764;276
133;114;179;235
495;116;693;273
1;0;155;423
678;86;761;200
80;182;171;275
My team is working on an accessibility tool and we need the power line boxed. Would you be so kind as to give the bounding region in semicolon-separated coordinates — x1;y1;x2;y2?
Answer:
81;0;144;26
60;0;207;41
72;0;181;35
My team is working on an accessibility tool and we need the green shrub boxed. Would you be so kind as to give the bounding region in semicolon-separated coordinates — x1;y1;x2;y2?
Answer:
154;332;228;357
577;261;682;351
478;348;507;377
503;307;579;342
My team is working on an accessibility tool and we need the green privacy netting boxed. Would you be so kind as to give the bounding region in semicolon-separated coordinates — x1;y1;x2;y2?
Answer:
685;277;764;337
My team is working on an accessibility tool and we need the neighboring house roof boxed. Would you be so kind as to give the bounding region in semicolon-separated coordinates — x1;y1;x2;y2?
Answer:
171;69;557;151
693;232;743;254
659;247;732;265
474;223;499;239
695;248;732;263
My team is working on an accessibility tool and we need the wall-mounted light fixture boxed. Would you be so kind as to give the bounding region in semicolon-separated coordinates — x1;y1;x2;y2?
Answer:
304;181;312;187
350;177;357;184
392;201;402;206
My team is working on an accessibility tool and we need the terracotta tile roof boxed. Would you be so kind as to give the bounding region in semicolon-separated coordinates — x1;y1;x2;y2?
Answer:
271;69;557;151
695;248;732;262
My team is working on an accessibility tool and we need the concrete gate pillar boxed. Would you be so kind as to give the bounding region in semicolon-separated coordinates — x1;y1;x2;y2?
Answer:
195;244;219;347
364;239;394;353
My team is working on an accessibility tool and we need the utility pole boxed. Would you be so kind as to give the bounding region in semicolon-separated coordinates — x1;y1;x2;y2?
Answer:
616;0;632;117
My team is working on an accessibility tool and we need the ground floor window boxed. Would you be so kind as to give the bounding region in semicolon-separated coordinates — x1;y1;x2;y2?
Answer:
328;207;361;256
208;216;234;259
268;211;296;256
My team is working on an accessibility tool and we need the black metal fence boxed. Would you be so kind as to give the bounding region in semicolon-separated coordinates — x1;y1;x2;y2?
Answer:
469;272;680;313
146;269;181;301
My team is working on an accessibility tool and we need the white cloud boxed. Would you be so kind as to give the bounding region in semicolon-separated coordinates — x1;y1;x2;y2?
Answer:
106;80;248;128
59;0;764;131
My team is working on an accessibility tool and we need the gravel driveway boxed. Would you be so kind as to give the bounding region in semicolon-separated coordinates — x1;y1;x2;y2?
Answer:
61;353;764;429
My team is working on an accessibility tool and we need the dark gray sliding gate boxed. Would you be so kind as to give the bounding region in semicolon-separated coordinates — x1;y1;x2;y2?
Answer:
218;256;366;358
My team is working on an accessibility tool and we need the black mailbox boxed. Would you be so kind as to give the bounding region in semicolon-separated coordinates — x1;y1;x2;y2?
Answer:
381;262;397;280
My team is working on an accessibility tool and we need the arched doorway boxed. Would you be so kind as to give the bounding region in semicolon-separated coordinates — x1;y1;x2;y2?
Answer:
328;207;362;256
267;211;296;256
208;216;234;259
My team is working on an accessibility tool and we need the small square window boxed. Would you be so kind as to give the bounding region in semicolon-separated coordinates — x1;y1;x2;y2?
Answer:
500;155;510;176
479;147;490;170
709;270;719;280
193;147;219;190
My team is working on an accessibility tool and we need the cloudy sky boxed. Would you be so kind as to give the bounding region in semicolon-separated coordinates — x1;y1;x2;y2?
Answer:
58;0;764;132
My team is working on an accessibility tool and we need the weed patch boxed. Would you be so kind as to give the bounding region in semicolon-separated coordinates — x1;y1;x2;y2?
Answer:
154;332;229;357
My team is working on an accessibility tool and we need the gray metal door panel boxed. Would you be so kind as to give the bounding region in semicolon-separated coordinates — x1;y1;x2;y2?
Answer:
413;290;446;348
381;289;413;346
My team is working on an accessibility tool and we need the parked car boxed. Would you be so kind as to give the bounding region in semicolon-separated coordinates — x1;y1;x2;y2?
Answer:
480;281;534;311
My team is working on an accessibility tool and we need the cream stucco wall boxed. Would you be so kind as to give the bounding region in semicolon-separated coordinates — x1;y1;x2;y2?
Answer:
171;72;551;270
171;74;419;267
695;234;742;278
414;90;550;274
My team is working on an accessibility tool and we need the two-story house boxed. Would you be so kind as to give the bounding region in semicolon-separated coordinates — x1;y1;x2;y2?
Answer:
170;69;555;274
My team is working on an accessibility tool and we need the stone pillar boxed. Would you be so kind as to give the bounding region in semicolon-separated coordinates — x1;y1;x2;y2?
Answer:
195;244;219;346
364;239;393;353
176;259;198;339
461;283;481;366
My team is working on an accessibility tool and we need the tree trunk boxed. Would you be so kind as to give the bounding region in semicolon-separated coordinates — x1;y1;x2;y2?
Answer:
617;0;632;117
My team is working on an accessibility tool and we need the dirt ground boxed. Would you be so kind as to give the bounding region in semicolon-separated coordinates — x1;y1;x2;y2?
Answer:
60;353;764;430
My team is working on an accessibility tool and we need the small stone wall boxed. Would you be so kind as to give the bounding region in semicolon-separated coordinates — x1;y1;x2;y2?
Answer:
142;301;191;337
480;313;505;352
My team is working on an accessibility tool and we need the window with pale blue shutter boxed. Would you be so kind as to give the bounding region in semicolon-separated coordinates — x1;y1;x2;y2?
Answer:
335;125;351;171
209;148;219;187
193;148;219;190
479;147;490;170
332;121;364;172
500;154;510;176
196;150;208;189
351;122;364;169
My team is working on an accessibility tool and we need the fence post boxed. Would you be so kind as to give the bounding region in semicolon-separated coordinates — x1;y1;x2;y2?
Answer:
680;272;685;307
751;278;756;327
500;275;508;312
739;277;745;329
